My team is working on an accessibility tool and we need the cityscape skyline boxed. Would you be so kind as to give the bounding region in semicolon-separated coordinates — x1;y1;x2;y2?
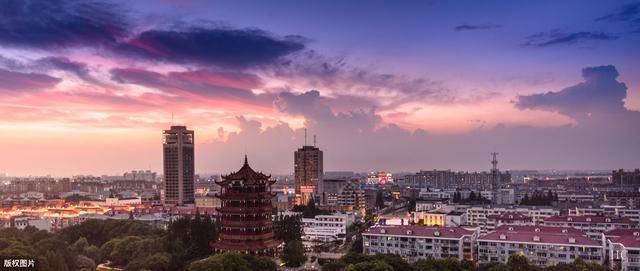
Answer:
0;1;639;176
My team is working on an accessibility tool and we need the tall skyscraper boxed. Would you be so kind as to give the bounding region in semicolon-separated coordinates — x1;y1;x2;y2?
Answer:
294;143;323;205
163;125;195;205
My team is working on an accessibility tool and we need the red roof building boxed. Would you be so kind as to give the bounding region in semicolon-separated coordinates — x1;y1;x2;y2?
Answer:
485;213;533;231
605;229;640;271
543;215;638;240
210;156;282;256
478;225;604;267
362;225;478;262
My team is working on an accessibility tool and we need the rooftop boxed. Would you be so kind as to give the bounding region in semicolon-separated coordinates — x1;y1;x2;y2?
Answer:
479;225;598;246
609;231;640;249
544;215;635;224
487;213;532;221
364;225;475;239
218;156;272;185
604;228;640;237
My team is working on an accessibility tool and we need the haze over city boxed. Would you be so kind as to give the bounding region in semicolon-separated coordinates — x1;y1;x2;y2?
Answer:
1;0;639;176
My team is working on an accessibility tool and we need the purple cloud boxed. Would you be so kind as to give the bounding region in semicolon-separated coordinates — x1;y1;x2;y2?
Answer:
522;30;619;47
0;68;60;93
114;27;306;69
454;24;503;31
515;65;636;124
0;0;129;49
110;68;272;105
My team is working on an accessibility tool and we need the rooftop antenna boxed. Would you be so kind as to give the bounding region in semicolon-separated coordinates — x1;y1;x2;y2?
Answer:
491;152;499;171
313;134;317;147
304;128;307;146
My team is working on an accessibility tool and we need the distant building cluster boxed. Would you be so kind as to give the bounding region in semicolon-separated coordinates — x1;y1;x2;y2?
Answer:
2;124;640;270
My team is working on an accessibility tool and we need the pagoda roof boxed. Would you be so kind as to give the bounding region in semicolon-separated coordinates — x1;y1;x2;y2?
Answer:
218;155;272;185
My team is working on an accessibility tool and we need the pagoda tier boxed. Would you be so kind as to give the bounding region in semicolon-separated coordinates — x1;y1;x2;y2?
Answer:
211;156;282;256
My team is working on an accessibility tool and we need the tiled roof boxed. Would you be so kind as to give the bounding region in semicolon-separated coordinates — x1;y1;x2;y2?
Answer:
606;229;640;248
218;156;271;185
364;225;474;239
487;213;532;221
604;228;640;237
544;215;635;224
610;234;640;249
479;225;598;246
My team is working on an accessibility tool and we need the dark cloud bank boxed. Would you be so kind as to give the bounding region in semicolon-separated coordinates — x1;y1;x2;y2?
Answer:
0;0;306;69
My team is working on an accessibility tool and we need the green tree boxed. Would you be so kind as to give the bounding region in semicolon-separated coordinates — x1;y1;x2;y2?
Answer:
521;193;530;205
242;254;277;271
281;240;307;267
507;254;537;271
187;252;252;271
44;251;70;271
469;191;477;201
453;192;461;203
345;260;393;271
371;253;411;271
322;262;346;271
349;233;363;253
274;214;303;243
375;191;385;209
75;255;96;271
479;262;509;271
408;199;416;212
127;252;172;271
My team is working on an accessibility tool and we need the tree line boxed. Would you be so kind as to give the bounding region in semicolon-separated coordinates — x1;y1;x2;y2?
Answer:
0;211;226;271
452;191;491;204
321;252;610;271
520;190;558;206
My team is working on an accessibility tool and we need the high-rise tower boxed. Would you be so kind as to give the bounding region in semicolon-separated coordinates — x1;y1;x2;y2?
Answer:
294;133;323;205
163;125;195;205
491;152;502;204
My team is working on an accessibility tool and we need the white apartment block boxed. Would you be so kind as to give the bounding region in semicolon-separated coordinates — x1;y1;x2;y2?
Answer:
569;205;640;223
543;215;638;240
478;225;604;268
605;229;640;271
302;213;354;243
363;225;478;262
466;205;559;232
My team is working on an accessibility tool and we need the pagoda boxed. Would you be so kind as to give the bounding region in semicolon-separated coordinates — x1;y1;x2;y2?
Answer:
211;156;282;256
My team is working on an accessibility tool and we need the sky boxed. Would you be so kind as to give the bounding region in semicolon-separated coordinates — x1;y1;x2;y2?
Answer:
0;0;639;176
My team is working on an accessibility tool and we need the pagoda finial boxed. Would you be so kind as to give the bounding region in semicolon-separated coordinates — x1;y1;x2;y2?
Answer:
244;154;248;166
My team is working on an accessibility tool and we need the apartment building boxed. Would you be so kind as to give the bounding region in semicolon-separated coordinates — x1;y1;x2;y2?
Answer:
478;225;604;267
485;213;533;231
605;229;640;271
466;205;559;232
412;210;467;227
543;215;637;240
362;225;478;262
302;213;354;243
569;205;640;223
